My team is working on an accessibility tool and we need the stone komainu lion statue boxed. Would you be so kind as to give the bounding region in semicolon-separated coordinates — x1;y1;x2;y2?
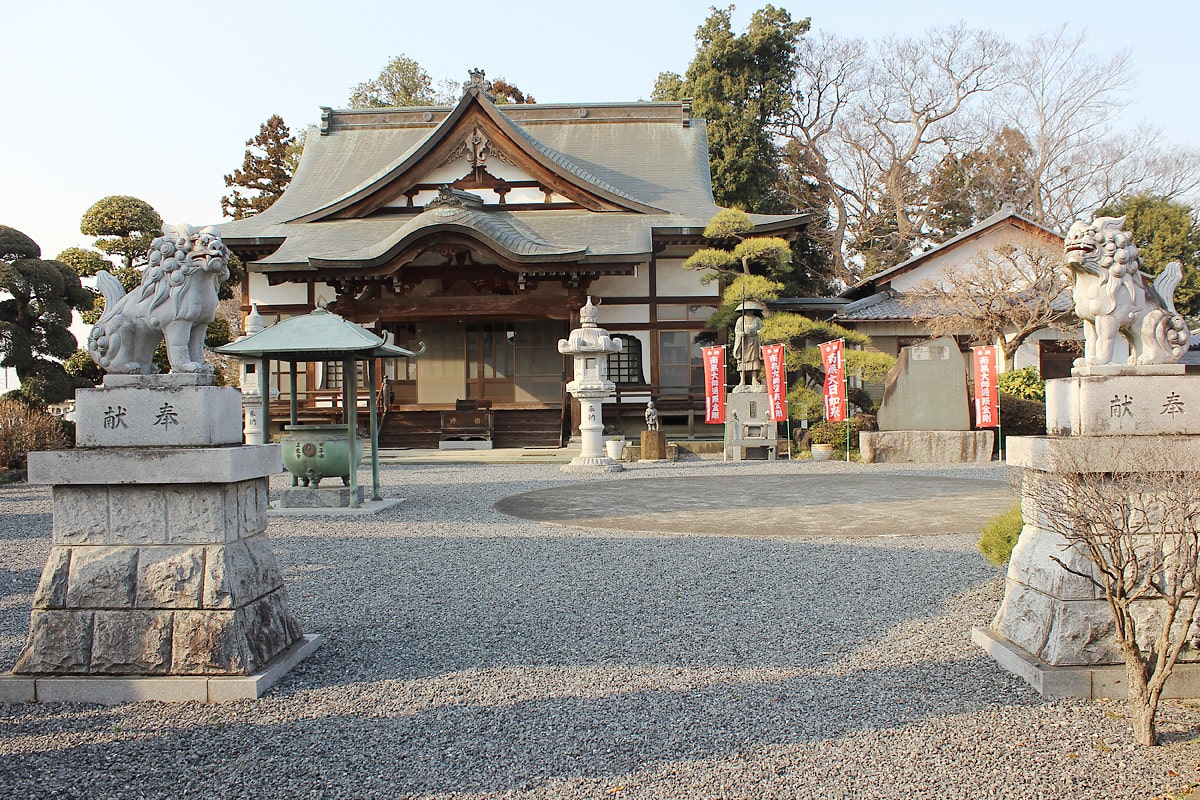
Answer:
1062;215;1189;367
87;224;230;374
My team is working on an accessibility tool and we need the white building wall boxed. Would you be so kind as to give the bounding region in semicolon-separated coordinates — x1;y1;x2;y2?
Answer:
655;259;715;297
598;305;650;324
590;268;648;298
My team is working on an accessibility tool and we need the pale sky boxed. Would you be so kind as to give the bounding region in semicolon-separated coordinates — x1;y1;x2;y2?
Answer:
0;0;1195;265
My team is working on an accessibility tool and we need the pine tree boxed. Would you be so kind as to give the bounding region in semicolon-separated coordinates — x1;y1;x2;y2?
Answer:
221;115;297;220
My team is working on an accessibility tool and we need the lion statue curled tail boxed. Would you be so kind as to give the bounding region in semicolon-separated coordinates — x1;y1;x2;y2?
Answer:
87;224;230;374
1062;215;1189;367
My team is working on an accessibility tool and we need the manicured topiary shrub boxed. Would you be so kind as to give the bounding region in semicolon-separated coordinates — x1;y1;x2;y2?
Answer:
979;503;1024;566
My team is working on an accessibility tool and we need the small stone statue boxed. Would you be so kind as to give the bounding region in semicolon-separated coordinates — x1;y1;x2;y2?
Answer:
733;301;765;388
645;400;659;431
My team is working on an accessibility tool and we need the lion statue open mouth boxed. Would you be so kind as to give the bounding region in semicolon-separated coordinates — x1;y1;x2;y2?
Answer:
1062;215;1189;368
87;224;230;374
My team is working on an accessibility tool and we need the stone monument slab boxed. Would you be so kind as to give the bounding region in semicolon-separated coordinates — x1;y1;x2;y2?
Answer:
877;337;970;431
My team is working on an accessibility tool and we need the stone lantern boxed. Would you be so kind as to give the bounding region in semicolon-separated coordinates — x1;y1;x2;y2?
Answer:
558;297;623;472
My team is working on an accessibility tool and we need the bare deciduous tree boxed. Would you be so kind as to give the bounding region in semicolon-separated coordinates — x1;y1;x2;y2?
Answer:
1022;440;1200;746
780;32;868;287
907;232;1071;368
772;24;1200;282
989;25;1200;230
838;25;1012;269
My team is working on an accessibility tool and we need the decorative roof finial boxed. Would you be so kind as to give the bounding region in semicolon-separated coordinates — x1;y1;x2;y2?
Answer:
464;68;495;101
580;296;600;326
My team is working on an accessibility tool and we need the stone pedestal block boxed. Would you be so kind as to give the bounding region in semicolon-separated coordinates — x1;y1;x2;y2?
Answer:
278;486;364;508
724;391;778;460
11;476;304;677
981;373;1200;695
75;382;243;447
1046;368;1200;437
858;430;993;463
640;430;668;461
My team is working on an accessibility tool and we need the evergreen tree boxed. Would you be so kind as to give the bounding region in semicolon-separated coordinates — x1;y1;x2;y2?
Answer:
0;226;94;406
349;54;437;107
926;128;1038;238
681;5;808;213
221;115;297;220
1096;193;1200;318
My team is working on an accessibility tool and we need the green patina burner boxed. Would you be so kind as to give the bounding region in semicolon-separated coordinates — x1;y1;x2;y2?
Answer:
282;424;364;487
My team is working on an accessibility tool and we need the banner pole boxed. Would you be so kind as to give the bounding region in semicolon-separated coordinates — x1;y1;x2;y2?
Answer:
843;338;850;462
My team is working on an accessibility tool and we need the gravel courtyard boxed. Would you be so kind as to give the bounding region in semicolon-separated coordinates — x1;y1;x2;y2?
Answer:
3;458;1200;799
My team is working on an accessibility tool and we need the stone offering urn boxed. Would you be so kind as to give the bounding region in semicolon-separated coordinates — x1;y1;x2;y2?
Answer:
558;297;623;472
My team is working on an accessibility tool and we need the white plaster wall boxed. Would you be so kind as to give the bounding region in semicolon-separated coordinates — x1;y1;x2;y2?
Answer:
597;304;649;325
590;269;648;298
248;274;305;306
889;238;995;291
421;159;471;184
247;275;335;309
655;259;715;298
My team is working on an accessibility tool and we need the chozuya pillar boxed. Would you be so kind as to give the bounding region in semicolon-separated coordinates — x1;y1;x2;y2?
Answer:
974;215;1200;697
559;297;624;472
0;224;319;706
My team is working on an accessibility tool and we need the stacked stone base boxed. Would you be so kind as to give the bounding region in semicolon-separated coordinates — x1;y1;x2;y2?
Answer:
12;459;303;678
858;430;993;463
4;378;316;704
979;368;1200;697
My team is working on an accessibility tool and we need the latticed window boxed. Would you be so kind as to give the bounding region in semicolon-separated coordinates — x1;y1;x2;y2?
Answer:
607;335;645;384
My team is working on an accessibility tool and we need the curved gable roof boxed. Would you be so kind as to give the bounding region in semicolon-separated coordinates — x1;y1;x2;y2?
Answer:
288;85;664;224
308;196;588;271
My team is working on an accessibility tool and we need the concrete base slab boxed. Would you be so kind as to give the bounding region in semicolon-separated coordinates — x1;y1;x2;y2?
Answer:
973;626;1200;699
278;486;363;508
269;499;402;517
859;430;994;463
0;634;322;705
561;462;624;474
439;440;493;450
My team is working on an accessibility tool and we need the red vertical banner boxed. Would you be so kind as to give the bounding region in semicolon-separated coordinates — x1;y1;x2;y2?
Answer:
761;343;788;421
973;345;999;428
820;339;846;423
702;346;726;424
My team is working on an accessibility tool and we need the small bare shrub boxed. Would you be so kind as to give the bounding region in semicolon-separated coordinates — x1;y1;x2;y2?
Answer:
1023;439;1200;746
0;399;67;473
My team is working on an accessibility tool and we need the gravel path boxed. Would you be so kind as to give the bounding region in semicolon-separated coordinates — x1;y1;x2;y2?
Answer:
3;458;1199;799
